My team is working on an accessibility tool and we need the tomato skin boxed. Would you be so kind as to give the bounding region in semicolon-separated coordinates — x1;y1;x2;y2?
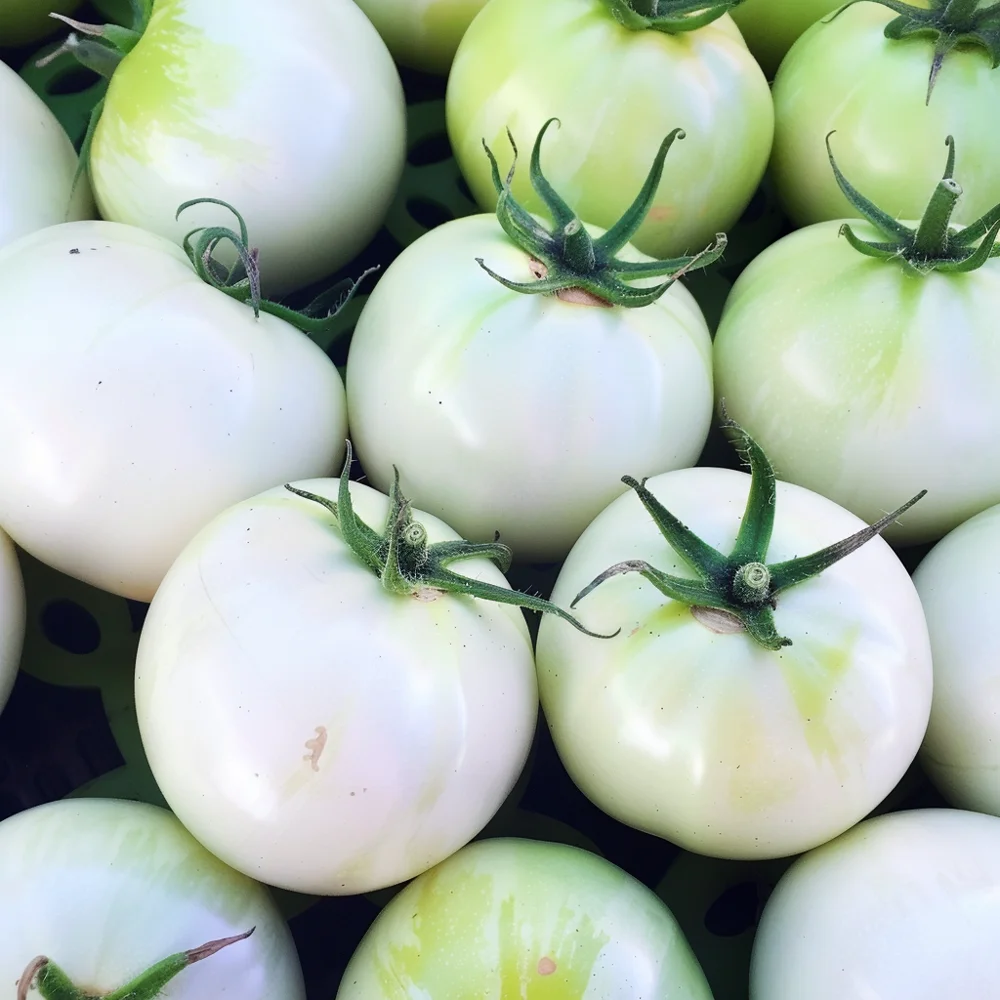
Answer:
535;466;932;860
445;0;773;261
135;479;538;896
0;220;346;602
713;219;1000;546
0;62;93;251
337;838;713;999
0;798;305;1000
770;2;1000;228
89;0;406;297
353;0;488;73
729;0;842;78
0;0;81;45
345;214;713;562
0;528;25;720
750;809;1000;1000
912;504;1000;816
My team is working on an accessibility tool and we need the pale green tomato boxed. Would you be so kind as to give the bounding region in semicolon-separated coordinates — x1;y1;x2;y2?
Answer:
0;0;80;45
0;61;92;251
751;809;1000;1000
0;527;24;719
0;220;346;601
337;838;713;999
89;0;406;297
729;0;843;77
770;2;1000;228
0;798;304;999
345;215;713;562
535;467;932;860
135;479;538;896
445;0;773;261
911;504;1000;815
353;0;488;73
713;220;1000;545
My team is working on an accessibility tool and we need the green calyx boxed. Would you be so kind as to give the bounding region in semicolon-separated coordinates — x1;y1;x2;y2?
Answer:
600;0;746;32
477;118;727;308
36;0;153;190
571;413;925;651
176;198;376;340
17;928;253;1000
285;443;617;639
827;133;1000;274
827;0;1000;103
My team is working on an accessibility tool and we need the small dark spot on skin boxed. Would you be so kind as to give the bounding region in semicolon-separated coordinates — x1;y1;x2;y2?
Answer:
69;248;79;254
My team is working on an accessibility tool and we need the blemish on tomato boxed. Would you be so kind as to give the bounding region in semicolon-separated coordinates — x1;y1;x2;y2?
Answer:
647;204;677;222
538;956;557;976
303;726;328;772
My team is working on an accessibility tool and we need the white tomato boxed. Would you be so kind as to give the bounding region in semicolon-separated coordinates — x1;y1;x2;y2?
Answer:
0;798;305;1000
135;477;539;895
535;446;932;860
0;527;24;719
0;220;346;601
751;809;1000;1000
81;0;406;297
912;503;1000;815
0;60;92;252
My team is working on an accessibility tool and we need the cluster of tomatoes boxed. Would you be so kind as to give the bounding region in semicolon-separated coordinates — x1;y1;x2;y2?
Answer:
3;0;1000;997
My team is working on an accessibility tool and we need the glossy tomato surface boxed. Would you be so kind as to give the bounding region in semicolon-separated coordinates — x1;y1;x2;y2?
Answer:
446;0;773;260
0;798;305;1000
89;0;406;296
135;479;538;895
0;220;346;600
714;219;1000;545
770;2;1000;227
346;214;713;562
337;838;713;999
536;466;932;859
751;809;1000;1000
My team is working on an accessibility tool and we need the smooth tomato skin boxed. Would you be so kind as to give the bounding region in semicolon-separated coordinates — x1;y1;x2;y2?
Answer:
0;799;305;1000
90;0;406;297
0;528;25;720
0;0;80;45
912;504;1000;815
770;3;1000;228
445;0;773;260
729;0;842;77
0;62;93;251
750;809;1000;1000
353;0;488;73
345;214;713;562
135;479;538;896
713;220;1000;545
337;838;713;999
0;220;346;602
535;467;932;860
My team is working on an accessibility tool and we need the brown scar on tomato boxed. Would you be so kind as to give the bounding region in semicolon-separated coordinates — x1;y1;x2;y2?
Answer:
303;726;328;772
529;259;613;308
537;956;557;976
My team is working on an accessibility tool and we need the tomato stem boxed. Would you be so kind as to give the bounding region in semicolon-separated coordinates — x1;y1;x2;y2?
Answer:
476;119;727;308
571;410;925;649
826;133;1000;273
599;0;747;32
825;0;1000;104
284;444;619;639
18;929;254;1000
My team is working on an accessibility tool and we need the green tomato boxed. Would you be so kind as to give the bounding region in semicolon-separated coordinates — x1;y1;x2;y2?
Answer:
336;838;713;998
770;2;1000;227
713;218;1000;545
353;0;488;74
0;0;80;46
445;0;773;260
729;0;843;77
